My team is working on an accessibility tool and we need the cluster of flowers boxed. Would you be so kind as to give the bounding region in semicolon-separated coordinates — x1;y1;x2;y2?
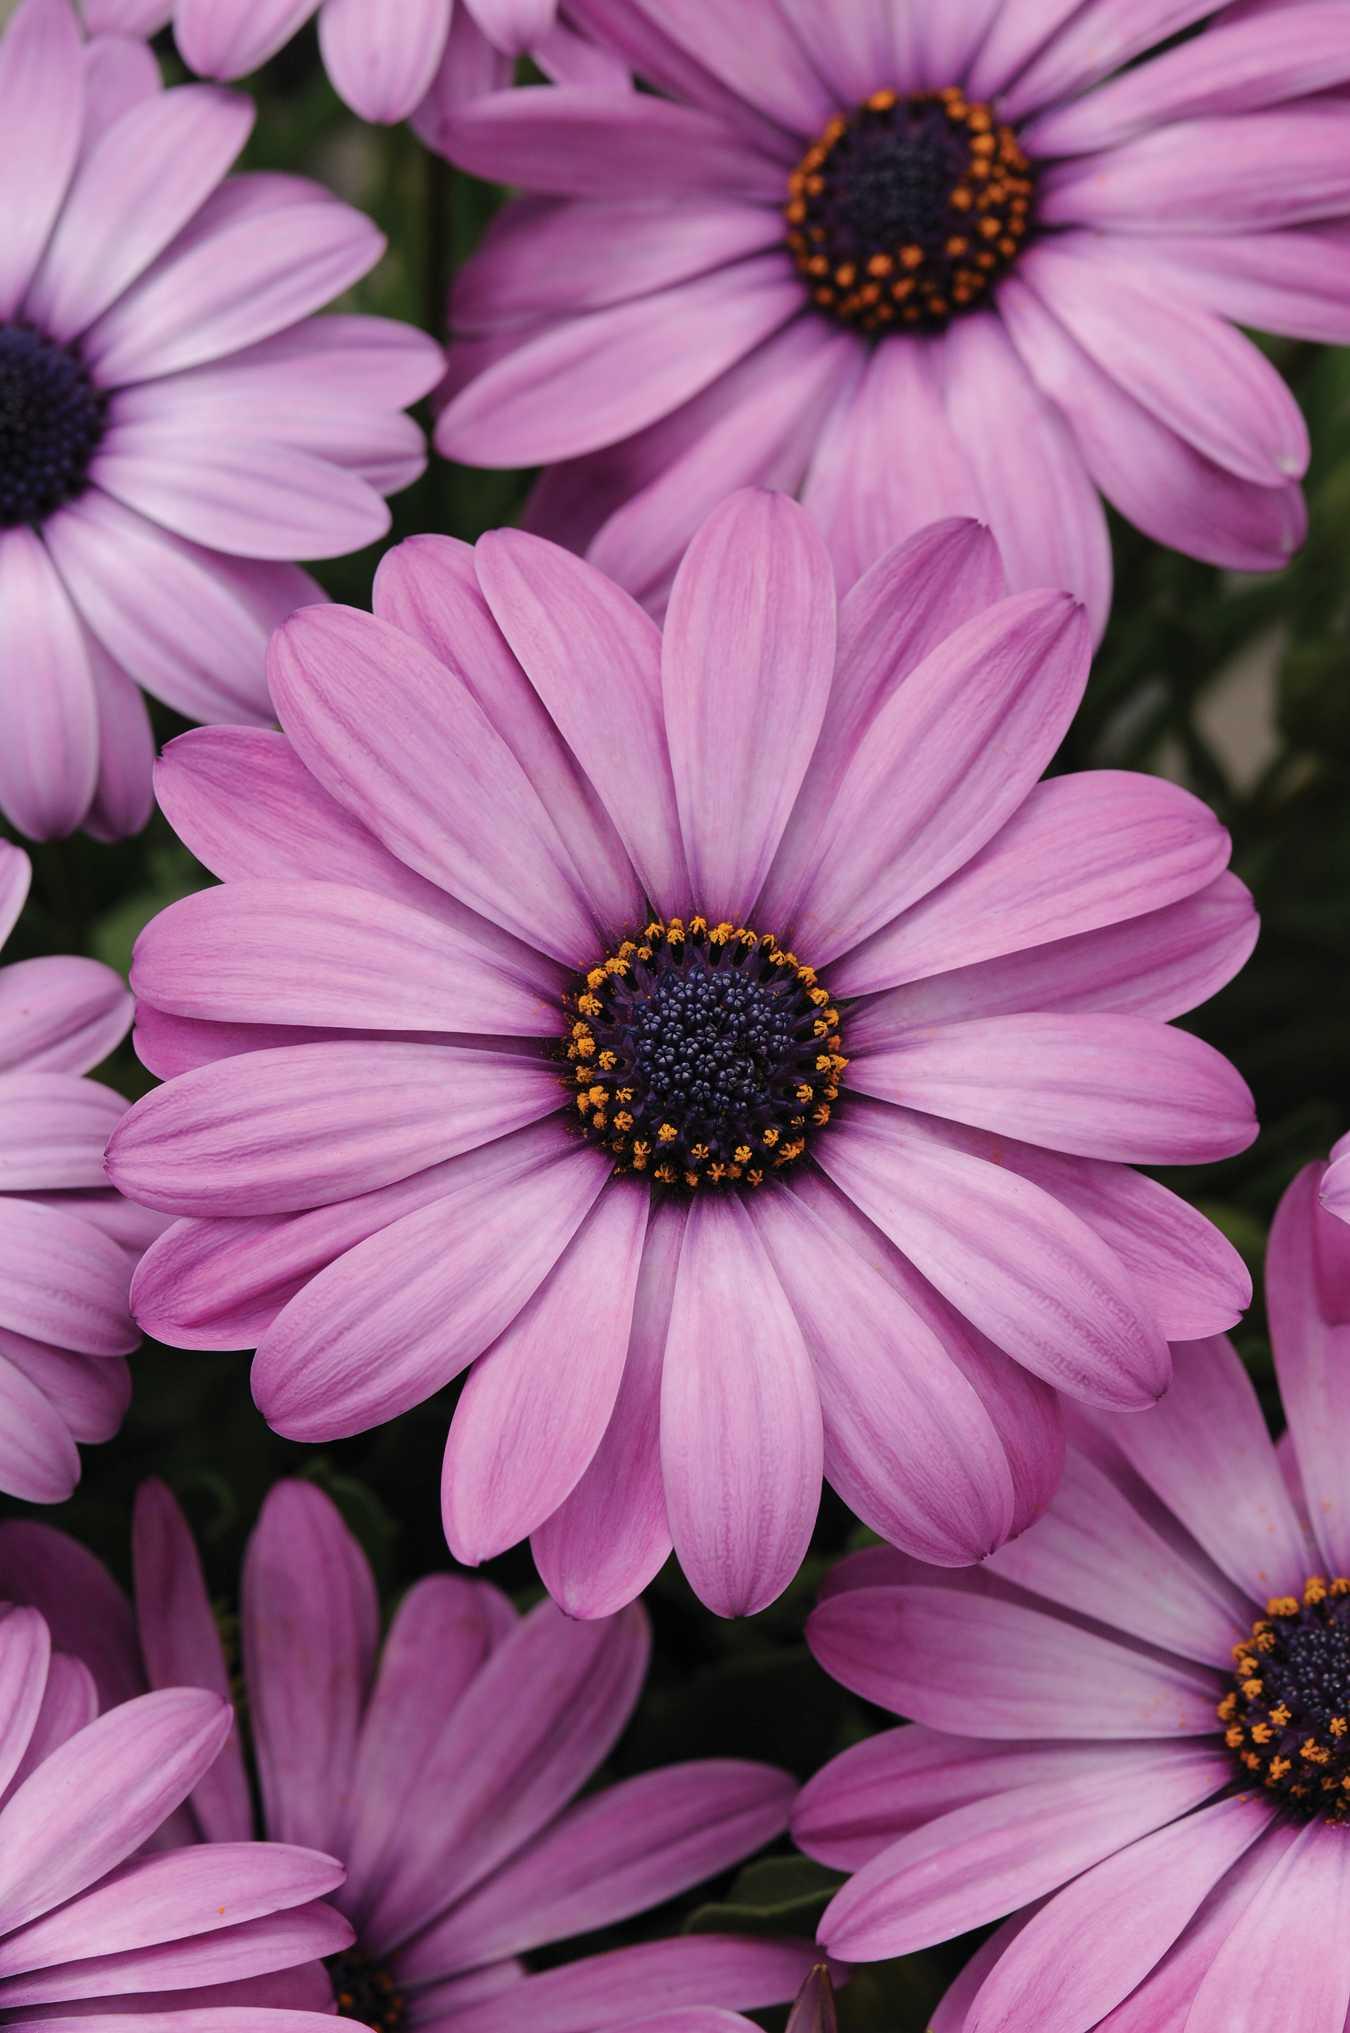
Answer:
3;0;1350;2026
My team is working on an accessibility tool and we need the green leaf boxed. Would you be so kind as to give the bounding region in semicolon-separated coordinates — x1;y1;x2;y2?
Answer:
685;1855;844;1938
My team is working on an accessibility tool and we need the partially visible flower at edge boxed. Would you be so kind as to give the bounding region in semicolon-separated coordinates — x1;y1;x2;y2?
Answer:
0;1476;818;2031
0;1595;350;2026
796;1143;1350;2033
432;0;1343;630
1320;1129;1350;1226
0;0;442;841
170;0;570;127
0;840;165;1503
105;491;1259;1619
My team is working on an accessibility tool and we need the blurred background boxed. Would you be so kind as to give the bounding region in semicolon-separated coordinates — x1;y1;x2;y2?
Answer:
4;22;1350;2028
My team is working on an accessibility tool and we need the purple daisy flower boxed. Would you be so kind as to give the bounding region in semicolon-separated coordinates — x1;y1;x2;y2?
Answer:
796;1145;1350;2032
0;841;166;1503
0;1478;817;2031
0;0;442;841
0;1595;351;2027
172;0;558;126
430;0;1346;630
107;492;1258;1617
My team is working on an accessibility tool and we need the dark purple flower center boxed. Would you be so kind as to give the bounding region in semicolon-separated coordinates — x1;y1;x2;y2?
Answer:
327;1947;406;2029
563;915;846;1191
1222;1576;1350;1820
787;88;1035;334
0;322;105;529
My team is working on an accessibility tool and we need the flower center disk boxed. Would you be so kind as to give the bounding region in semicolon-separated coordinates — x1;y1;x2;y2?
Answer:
327;1947;405;2029
563;916;846;1191
787;88;1035;333
0;323;106;528
1221;1576;1350;1820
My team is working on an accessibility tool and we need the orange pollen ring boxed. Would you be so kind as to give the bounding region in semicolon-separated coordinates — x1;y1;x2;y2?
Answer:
785;84;1035;334
1220;1575;1350;1821
561;915;847;1192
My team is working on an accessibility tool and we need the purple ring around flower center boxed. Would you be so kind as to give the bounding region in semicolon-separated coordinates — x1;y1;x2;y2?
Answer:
563;914;847;1192
0;322;106;529
787;87;1036;335
1222;1575;1350;1820
327;1945;406;2029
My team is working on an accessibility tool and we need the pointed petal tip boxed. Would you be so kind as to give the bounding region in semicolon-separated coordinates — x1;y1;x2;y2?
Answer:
786;1961;838;2033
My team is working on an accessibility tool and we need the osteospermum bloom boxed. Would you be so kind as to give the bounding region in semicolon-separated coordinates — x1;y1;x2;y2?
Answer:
432;0;1346;629
0;1479;817;2031
0;1597;352;2027
0;0;442;841
796;1149;1350;2033
172;0;558;126
108;493;1259;1618
0;842;165;1503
